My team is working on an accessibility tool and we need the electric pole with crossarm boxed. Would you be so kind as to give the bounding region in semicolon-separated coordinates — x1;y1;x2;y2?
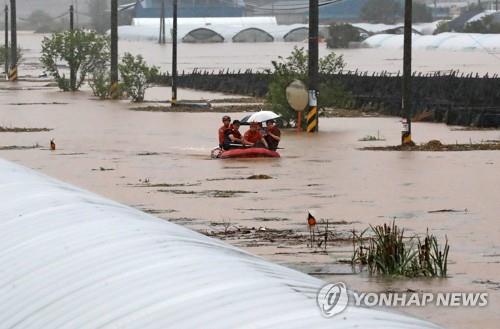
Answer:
306;0;319;132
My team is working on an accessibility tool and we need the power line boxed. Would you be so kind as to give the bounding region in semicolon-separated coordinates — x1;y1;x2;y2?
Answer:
17;10;69;22
465;33;500;62
245;0;345;13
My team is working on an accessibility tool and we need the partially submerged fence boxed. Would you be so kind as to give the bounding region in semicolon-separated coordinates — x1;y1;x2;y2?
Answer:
155;69;500;127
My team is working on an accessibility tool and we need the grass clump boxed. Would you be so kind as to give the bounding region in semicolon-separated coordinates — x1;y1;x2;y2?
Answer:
352;221;449;277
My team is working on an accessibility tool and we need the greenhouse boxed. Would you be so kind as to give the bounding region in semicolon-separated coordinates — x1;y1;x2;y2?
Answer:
0;159;442;328
118;20;328;43
363;32;500;51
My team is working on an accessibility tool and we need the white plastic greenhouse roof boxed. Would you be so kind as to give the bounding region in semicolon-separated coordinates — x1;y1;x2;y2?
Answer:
352;21;443;35
118;23;310;42
363;32;500;51
467;10;498;23
0;159;442;328
132;17;278;27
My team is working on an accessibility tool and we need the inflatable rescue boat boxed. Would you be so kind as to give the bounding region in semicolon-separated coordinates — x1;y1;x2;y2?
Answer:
212;147;280;159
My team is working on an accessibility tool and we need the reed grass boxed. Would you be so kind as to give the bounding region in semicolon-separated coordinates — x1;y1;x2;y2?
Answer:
351;222;449;278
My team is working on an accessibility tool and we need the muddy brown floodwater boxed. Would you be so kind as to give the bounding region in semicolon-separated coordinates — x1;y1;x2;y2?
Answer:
14;31;500;77
1;32;500;328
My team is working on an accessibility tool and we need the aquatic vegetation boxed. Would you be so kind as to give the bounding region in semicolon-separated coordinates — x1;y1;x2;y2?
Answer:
358;130;385;141
351;221;449;278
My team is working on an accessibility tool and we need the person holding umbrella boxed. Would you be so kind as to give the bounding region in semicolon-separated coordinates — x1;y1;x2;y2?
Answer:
243;122;268;148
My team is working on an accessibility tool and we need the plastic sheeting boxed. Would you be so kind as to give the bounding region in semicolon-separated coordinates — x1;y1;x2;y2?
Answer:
117;23;309;43
0;159;442;328
352;21;442;35
467;10;498;23
132;17;278;27
363;32;500;51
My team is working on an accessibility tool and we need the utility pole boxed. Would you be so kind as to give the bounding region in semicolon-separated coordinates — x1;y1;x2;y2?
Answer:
70;5;74;30
402;0;413;145
159;0;163;43
9;0;17;81
159;0;165;44
162;0;166;44
75;0;79;28
306;0;319;132
172;0;178;106
69;5;75;90
4;5;8;76
110;0;119;98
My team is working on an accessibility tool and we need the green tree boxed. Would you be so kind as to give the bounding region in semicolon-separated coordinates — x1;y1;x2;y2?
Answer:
265;47;348;128
88;66;112;99
327;24;363;49
361;0;401;24
434;20;450;34
40;30;110;91
464;15;500;33
118;53;159;102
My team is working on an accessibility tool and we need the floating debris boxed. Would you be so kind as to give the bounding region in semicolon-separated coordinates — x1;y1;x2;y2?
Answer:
472;280;500;290
428;209;468;213
136;151;173;156
358;131;386;141
247;174;272;180
133;182;201;187
130;104;261;113
320;107;381;118
92;167;115;171
253;217;289;222
55;152;87;156
158;189;256;198
140;208;178;214
8;102;68;106
0;126;52;132
0;143;41;150
361;139;500;151
137;152;160;156
206;177;245;181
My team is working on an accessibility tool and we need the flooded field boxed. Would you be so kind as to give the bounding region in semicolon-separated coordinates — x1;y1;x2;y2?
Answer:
1;32;500;328
15;31;500;77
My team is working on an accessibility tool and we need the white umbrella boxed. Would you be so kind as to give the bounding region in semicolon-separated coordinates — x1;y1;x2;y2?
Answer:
247;110;280;123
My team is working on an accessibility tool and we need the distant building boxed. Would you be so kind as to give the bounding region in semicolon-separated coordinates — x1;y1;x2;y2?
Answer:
319;0;370;23
245;0;370;24
133;0;370;24
134;0;245;18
